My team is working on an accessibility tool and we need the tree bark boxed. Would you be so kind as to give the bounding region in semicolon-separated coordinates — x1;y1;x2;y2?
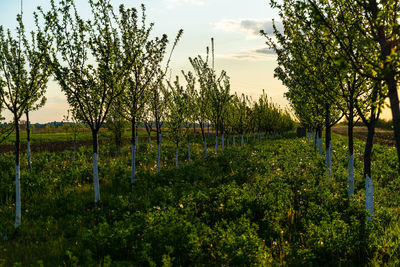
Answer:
15;116;21;228
325;105;332;178
222;133;225;151
364;122;376;219
92;130;100;203
348;101;355;197
317;128;323;155
387;76;400;171
26;112;31;171
131;118;136;184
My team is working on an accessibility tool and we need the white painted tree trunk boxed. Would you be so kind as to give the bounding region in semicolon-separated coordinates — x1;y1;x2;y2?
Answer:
317;136;323;155
176;147;179;168
204;139;207;158
131;145;136;184
313;132;316;146
222;134;225;151
215;135;218;153
326;141;332;178
307;132;311;141
233;135;236;147
93;153;100;203
253;133;256;142
366;174;374;220
241;135;244;146
15;164;21;228
246;133;249;143
348;153;354;197
27;142;31;170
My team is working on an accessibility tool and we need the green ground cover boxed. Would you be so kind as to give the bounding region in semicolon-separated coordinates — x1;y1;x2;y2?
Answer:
0;133;399;266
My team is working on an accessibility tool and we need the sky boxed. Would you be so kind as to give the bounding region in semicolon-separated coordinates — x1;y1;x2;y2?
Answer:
2;0;390;123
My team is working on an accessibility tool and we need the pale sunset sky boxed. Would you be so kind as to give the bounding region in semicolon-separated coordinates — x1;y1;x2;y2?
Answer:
0;0;391;123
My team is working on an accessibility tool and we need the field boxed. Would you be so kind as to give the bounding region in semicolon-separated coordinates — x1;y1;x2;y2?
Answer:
1;132;400;266
333;126;397;147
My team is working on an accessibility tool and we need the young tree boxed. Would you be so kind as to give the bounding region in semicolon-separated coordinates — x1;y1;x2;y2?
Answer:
0;13;51;228
44;0;127;203
165;76;190;168
117;4;172;183
149;31;183;173
186;59;211;158
306;0;400;175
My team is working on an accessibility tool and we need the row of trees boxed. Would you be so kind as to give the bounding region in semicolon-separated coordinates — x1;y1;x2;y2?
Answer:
266;0;400;219
0;0;295;228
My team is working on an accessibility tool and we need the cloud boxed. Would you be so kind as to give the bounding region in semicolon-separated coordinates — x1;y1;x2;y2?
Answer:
164;0;205;8
214;18;283;39
252;47;276;55
216;48;276;62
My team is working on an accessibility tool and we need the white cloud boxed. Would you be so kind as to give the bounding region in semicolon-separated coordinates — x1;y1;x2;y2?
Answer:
214;18;283;39
164;0;205;8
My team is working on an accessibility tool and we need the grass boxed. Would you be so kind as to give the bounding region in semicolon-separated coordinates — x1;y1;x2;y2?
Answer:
0;132;400;265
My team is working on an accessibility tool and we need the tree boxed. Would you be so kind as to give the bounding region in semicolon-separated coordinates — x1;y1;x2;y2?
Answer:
117;4;172;183
306;0;400;178
0;12;51;228
149;31;183;173
268;0;387;217
165;76;190;168
43;0;127;203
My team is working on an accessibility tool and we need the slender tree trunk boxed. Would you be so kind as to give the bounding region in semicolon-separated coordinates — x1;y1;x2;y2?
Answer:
215;125;218;153
26;112;31;171
387;76;400;171
348;102;355;197
136;124;139;153
157;126;161;173
131;118;136;184
193;123;196;138
92;130;100;203
233;135;236;147
313;130;316;146
241;134;244;146
325;105;332;178
317;128;323;156
15;116;21;228
148;134;151;149
222;133;225;151
201;122;207;158
364;122;376;219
